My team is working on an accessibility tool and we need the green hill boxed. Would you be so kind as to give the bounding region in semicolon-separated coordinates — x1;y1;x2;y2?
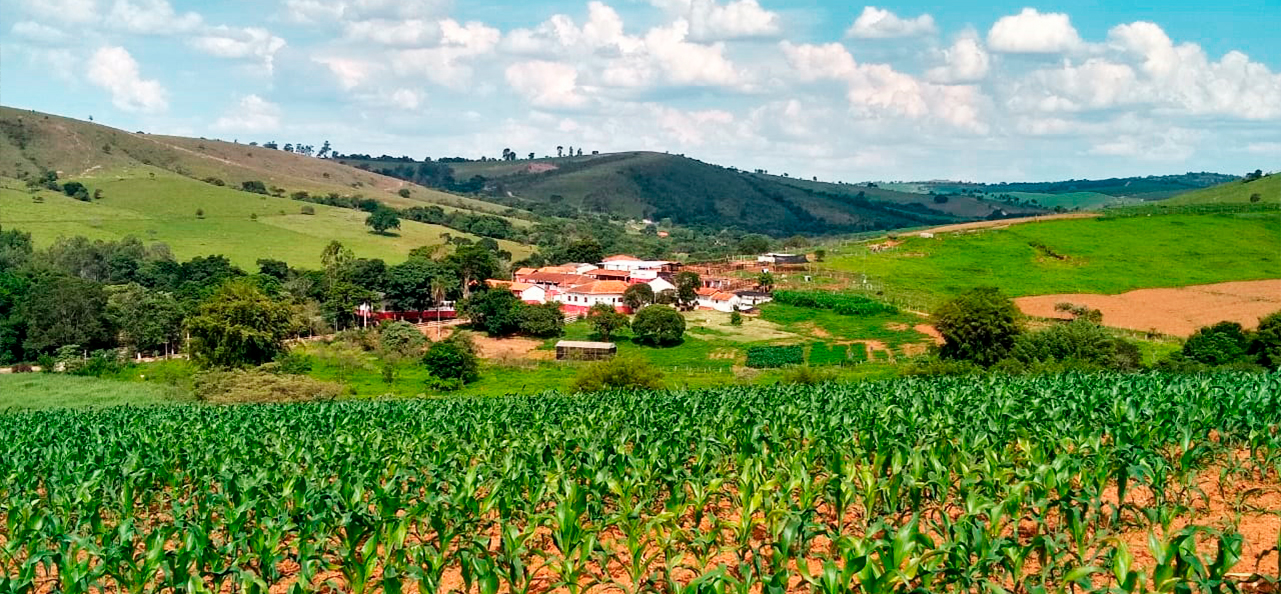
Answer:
341;152;1046;237
1161;173;1279;205
0;107;533;268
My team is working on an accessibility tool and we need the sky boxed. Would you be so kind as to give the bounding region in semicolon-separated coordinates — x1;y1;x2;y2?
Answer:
2;0;1279;183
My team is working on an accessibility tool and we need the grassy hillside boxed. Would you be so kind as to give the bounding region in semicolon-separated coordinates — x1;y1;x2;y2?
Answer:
0;172;531;269
1161;173;1279;205
752;174;1044;219
371;152;1036;236
822;211;1281;305
0;106;529;220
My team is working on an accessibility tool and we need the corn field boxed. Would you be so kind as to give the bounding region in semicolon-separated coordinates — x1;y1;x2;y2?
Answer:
3;372;1280;593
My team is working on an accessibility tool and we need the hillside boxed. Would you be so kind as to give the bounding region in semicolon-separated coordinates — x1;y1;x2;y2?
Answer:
1161;172;1279;205
342;152;1045;236
0;107;533;268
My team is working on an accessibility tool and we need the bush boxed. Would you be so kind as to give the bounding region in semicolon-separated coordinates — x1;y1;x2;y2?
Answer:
461;290;523;337
398;188;411;198
300;205;316;215
899;357;981;377
631;305;685;346
934;287;1023;366
1182;321;1252;366
422;335;480;384
1252;311;1281;370
573;357;664;392
193;369;342;404
272;351;314;375
772;290;898;316
242;180;268;194
518;302;565;338
729;311;743;326
746;345;804;368
10;363;33;373
1009;319;1132;370
334;327;379;351
37;354;56;373
379;320;425;356
586;302;628;341
203;177;226;187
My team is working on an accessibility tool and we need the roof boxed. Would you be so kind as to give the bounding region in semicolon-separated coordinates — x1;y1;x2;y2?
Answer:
695;287;718;296
514;267;538;276
555;341;617;349
485;279;512;288
566;280;631;295
734;290;770;297
589;269;631;278
539;265;580;274
711;292;737;301
526;272;592;286
602;254;639;262
509;282;537;291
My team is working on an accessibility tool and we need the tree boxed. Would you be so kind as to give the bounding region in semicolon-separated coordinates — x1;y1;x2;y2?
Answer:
385;259;450;313
105;284;184;356
322;281;377;331
528;152;535;160
573;356;663;392
257;258;290;280
565;238;604;264
379;320;425;356
321;241;354;282
730;311;743;326
195;208;205;219
814;248;826;262
19;275;112;355
557;146;564;157
186;280;294;368
318;140;331;158
445;244;500;299
422;334;479;384
632;305;685;346
366;206;401;235
934;287;1023;366
587;302;629;341
655;289;678;306
1245;169;1264;182
674;271;701;310
346;258;388;293
518;302;565;338
241;180;268;194
61;181;87;198
398;188;411;198
1182;321;1252;366
1251;311;1281;370
737;234;771;255
757;271;775;292
623;283;655;311
1250;193;1262;203
461;289;523;336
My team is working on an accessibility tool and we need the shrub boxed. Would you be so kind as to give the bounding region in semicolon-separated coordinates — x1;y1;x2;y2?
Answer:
1182;321;1252;366
631;305;685;346
1009;319;1129;369
934;287;1022;366
242;180;268;194
300;205;316;215
461;290;523;337
379;320;425;356
729;311;743;326
11;363;34;373
573;357;663;392
899;357;981;377
398;188;411;198
518;302;565;338
334;327;379;351
1252;311;1281;370
67;349;126;377
272;351;314;375
422;335;479;384
746;345;804;368
203;177;226;187
193;369;342;404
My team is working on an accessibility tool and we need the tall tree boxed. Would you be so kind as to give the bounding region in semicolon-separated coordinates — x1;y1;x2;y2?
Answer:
20;275;113;354
934;287;1023;366
674;271;701;310
365;207;401;235
187;280;294;367
105;284;185;356
445;244;500;299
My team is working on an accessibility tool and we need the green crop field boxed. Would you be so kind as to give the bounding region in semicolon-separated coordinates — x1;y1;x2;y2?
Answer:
0;173;531;268
824;212;1281;305
3;372;1277;591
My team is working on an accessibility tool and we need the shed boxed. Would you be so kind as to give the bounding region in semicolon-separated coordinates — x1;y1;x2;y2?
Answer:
555;341;618;361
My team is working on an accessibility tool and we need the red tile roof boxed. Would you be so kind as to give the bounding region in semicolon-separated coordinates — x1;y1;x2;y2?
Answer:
602;254;639;262
566;280;631;295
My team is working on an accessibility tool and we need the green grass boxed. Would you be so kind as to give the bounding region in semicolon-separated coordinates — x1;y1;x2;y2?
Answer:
0;172;531;268
0;373;190;410
825;212;1281;305
756;303;927;351
1162;174;1279;206
1000;191;1141;210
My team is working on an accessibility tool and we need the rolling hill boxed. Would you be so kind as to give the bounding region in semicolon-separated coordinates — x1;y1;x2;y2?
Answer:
0;107;533;268
1161;172;1279;205
340;152;1046;237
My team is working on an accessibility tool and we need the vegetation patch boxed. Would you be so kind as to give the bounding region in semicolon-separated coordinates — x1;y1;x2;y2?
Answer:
772;290;899;315
745;344;804;368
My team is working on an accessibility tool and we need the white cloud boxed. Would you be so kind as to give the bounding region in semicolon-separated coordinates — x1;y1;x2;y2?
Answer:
650;0;781;41
389;19;501;88
13;0;98;24
107;0;202;34
505;61;588;108
846;6;936;39
777;42;857;81
315;57;378;90
503;2;638;55
283;0;450;23
10;21;73;44
344;19;441;46
86;46;168;113
926;36;990;84
641;21;743;87
213;95;281;132
190;26;287;74
388;89;422;110
1246;142;1281;155
987;8;1081;53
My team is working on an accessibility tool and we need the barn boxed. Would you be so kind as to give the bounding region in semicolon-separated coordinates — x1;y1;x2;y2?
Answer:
555;341;617;361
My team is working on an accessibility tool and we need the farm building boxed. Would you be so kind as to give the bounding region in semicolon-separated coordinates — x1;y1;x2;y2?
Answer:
485;280;547;304
734;290;772;308
558;280;632;314
757;253;808;265
555;341;617;361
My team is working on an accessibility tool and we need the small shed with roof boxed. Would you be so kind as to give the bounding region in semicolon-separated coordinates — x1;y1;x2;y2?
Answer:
555;340;617;361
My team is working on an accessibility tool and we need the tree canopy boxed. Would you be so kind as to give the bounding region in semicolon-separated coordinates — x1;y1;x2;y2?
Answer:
186;280;294;368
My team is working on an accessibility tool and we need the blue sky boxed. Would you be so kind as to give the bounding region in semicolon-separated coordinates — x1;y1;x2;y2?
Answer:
2;0;1278;182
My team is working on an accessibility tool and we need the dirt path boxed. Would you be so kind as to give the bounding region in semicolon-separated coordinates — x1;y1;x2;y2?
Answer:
1016;279;1281;337
918;212;1099;235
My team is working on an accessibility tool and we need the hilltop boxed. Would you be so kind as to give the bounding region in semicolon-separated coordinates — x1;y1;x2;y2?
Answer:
0;107;534;267
338;151;1047;236
1161;171;1278;205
